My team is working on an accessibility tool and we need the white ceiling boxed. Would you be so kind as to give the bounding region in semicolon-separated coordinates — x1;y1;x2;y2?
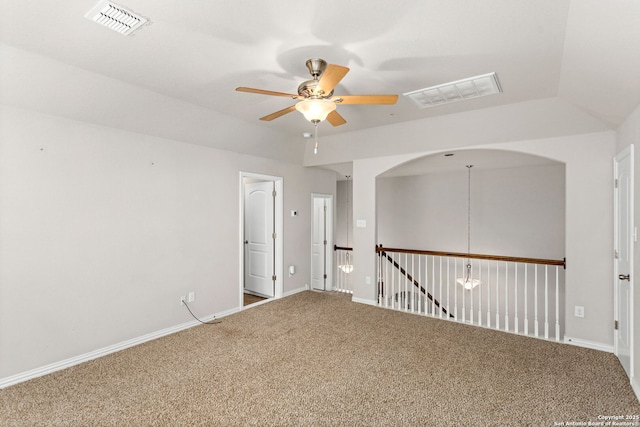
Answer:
1;0;639;162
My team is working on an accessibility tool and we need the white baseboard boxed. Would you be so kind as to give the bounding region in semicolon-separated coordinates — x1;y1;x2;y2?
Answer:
0;306;240;389
284;284;309;297
564;336;614;353
352;297;378;306
2;286;316;388
631;377;640;403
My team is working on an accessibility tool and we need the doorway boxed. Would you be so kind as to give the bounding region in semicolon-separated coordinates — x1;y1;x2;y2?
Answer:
311;194;334;291
241;173;283;307
614;145;634;378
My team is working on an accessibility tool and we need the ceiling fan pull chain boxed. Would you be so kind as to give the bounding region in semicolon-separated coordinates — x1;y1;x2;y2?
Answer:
314;122;319;154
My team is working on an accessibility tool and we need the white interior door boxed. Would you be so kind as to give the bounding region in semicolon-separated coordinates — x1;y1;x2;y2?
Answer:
244;181;275;297
614;145;634;377
311;195;333;291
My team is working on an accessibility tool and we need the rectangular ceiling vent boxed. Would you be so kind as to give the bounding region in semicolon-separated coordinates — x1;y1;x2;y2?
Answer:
403;72;502;109
85;1;148;36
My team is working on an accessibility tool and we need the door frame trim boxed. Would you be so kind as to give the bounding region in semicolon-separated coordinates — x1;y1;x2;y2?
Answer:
311;193;334;291
613;144;634;378
240;172;284;307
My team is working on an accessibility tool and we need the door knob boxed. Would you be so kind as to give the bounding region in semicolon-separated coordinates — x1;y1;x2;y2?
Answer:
244;240;248;244
619;274;630;281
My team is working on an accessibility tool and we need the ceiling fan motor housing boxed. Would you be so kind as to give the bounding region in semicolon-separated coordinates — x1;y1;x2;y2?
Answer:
298;80;333;98
299;58;333;98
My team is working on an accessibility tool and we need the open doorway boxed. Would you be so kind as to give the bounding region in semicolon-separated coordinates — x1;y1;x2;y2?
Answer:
240;173;283;308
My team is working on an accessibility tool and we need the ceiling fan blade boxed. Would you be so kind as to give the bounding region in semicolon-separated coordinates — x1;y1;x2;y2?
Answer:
327;110;347;127
333;95;398;105
260;105;297;121
316;64;350;96
236;87;299;98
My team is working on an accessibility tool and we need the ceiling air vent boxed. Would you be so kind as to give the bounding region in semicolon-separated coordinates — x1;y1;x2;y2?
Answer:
403;72;502;109
85;0;148;36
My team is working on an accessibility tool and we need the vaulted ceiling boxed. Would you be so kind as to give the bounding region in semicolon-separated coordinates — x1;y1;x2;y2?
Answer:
1;1;639;159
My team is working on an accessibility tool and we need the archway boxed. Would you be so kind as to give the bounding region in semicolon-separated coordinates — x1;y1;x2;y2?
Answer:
374;148;566;340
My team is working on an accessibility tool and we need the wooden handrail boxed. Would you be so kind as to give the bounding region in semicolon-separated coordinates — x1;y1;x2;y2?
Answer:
334;245;353;251
376;245;565;269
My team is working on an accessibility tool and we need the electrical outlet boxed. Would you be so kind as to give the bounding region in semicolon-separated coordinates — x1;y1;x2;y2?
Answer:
575;306;585;318
188;291;195;303
180;295;186;306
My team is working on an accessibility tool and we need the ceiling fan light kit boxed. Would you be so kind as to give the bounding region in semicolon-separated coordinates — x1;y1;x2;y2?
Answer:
295;99;336;122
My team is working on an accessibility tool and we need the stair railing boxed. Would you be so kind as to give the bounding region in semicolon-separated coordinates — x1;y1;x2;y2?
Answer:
377;247;453;318
376;245;566;342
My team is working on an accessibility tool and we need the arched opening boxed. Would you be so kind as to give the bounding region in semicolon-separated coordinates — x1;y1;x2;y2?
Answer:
376;149;565;259
374;148;566;340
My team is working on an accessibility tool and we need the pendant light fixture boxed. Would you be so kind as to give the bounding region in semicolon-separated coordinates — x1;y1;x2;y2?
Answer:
457;165;481;290
339;175;354;274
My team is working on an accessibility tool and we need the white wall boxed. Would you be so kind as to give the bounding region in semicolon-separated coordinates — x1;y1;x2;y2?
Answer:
0;43;305;165
335;180;353;248
0;105;335;382
303;97;611;167
376;165;565;260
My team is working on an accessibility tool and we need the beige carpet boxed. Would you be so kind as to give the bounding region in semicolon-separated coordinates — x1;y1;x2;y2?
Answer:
1;291;639;426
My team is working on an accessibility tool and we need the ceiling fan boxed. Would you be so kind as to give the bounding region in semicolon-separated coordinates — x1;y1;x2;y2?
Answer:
236;58;398;127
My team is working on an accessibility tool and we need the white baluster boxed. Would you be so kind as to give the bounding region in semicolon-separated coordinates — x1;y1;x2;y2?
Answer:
555;266;560;341
417;254;422;314
439;257;443;318
384;252;389;307
486;261;491;328
391;253;396;309
404;253;409;311
431;256;435;316
425;256;430;315
504;261;509;332
544;265;549;340
454;258;458;322
469;261;474;325
524;264;529;336
495;261;500;330
462;258;466;323
410;253;414;312
478;259;482;326
398;254;402;302
514;263;519;334
534;265;539;337
446;257;451;320
345;251;349;292
422;255;426;315
376;252;382;306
